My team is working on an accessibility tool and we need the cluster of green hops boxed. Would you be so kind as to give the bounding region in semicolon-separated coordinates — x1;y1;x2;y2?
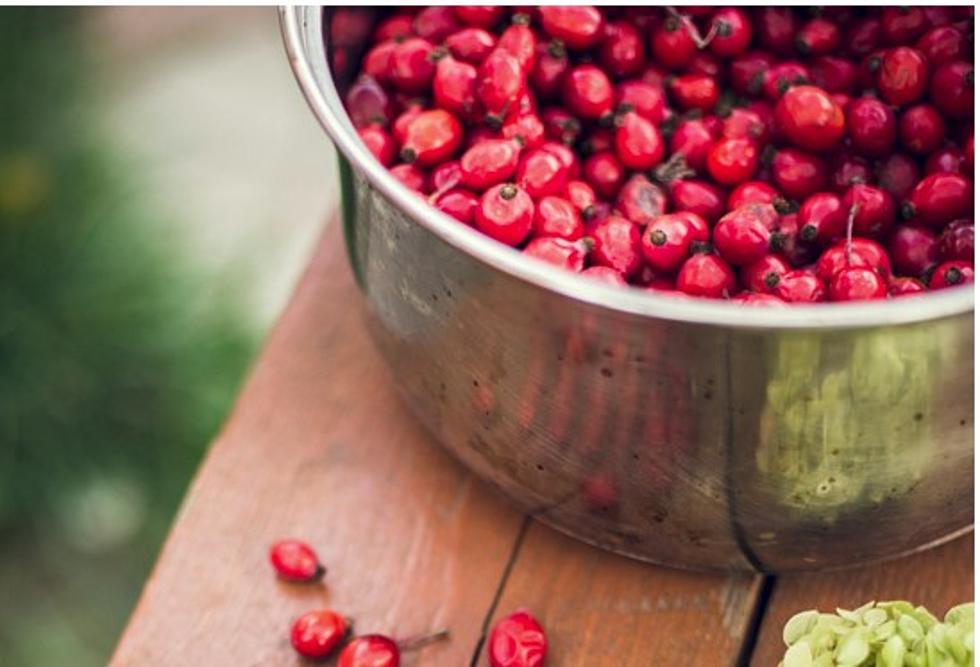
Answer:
780;601;974;667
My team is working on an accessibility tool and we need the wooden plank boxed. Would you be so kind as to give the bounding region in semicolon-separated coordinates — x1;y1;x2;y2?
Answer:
478;522;764;666
111;219;525;666
750;534;974;666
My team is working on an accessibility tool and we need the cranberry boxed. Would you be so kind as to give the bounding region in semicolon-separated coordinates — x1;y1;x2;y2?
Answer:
830;153;872;192
446;28;497;65
436;188;479;225
563;65;614;120
756;8;797;56
269;539;325;582
642;213;699;272
590;214;643;277
614;112;664;171
534;196;584;240
359;125;397;167
517;149;568;199
669;179;726;224
475;183;534;246
650;13;698;70
414;7;460;43
454;6;504;29
709;8;753;58
460;139;520;190
615;174;668;227
478;49;525;124
670;118;717;172
400;109;463;167
771;148;828;200
929;61;974;120
876;47;929;107
614;81;669;124
796;18;841;57
728;181;779;210
583;151;625;200
291;610;348;660
713;203;780;266
742;253;791;293
582;265;628;286
829;267;888;301
904;173;973;229
888;223;939;277
775;85;845;152
938;219;975;262
730;51;776;97
798;192;847;245
540;6;605;50
916;26;969;66
668;74;720;112
881;7;928;45
433;55;479;120
846;18;882;58
876;153;920;200
390;163;429;193
676;253;737;299
809;56;859;95
925;147;966;176
530;40;569;100
845;96;896;157
890;276;927;297
523;236;588;272
772;269;826;302
600;20;646;79
843;184;896;237
706;138;758;186
390;38;437;94
898;105;946;156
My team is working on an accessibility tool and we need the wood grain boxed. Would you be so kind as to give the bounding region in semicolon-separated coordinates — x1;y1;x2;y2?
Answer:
750;534;974;666
478;522;764;666
111;220;524;666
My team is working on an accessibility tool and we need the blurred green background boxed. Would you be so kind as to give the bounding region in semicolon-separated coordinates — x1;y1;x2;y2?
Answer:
0;8;333;664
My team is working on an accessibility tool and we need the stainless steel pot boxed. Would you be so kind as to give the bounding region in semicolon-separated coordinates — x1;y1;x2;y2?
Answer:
281;7;974;572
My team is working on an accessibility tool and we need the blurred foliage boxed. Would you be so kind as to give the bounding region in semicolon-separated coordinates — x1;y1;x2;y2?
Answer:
0;8;256;664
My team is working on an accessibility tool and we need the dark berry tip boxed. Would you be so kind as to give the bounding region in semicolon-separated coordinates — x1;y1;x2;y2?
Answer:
650;229;668;246
946;267;964;285
399;147;417;163
799;224;818;242
765;272;781;289
499;183;518;200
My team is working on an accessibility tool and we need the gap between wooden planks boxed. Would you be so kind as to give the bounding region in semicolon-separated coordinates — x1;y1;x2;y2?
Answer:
112;218;972;666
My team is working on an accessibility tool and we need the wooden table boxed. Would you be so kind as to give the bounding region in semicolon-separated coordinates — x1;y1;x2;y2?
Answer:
112;220;973;666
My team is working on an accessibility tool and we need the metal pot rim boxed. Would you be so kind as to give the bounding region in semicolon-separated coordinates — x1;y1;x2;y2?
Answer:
281;6;974;331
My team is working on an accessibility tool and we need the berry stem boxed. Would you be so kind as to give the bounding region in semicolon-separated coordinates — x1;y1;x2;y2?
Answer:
665;6;716;50
398;629;450;652
845;202;860;267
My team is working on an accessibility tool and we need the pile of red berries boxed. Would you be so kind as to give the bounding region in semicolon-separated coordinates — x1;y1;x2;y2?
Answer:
346;7;974;303
271;538;548;665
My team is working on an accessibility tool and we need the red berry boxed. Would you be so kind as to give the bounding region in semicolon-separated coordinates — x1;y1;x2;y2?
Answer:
600;20;646;79
774;269;827;303
431;160;462;193
898;105;946;155
707;138;759;186
345;75;393;129
816;239;892;283
798;192;847;245
478;49;525;122
730;51;776;97
498;18;537;75
615;174;668;227
846;18;882;58
290;610;347;660
642;213;698;272
414;7;461;43
475;183;534;246
843;184;897;238
686;51;724;82
436;188;479;225
530;40;569;100
446;28;497;65
433;55;479;120
563;65;614;120
454;6;504;29
668;74;720;112
938;219;974;262
582;151;625;200
541;108;581;146
590;214;643;277
614;112;664;170
830;153;872;193
756;8;797;56
517;149;568;199
728;181;779;210
930;260;975;289
669;118;717;172
876;47;929;107
460;139;520;191
676;253;737;299
845;97;896;157
362;41;397;85
541;142;580;181
523;237;588;273
668;179;726;224
889;276;927;297
775;85;845;152
614;81;669;124
761;61;811;101
338;635;399;667
710;8;753;57
565;180;597;216
796;18;841;57
876;153;920;200
881;7;928;45
809;56;859;94
925;147;966;176
400;109;463;167
650;14;698;70
771;148;828;200
373;14;414;43
916;25;969;66
390;38;438;94
359;125;397;167
904;173;973;228
540;6;605;50
929;61;974;120
390;163;429;193
714;203;780;267
829;266;888;301
742;253;791;293
582;265;628;286
731;291;786;306
533;196;584;240
270;539;325;582
888;223;939;277
721;108;770;145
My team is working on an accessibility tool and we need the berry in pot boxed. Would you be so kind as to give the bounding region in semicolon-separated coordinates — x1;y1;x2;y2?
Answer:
880;6;928;46
742;253;791;293
712;203;780;267
808;56;859;95
667;179;726;225
929;60;974;120
529;40;569;101
564;180;597;217
774;269;827;303
539;6;605;51
761;61;811;101
533;196;584;240
904;173;973;229
898;105;946;156
669;118;717;173
676;253;737;298
668;74;721;113
845;97;896;158
889;276;928;297
390;38;438;94
400;109;463;167
798;192;847;245
795;18;841;57
641;213;699;273
614;81;669;124
732;291;786;306
727;181;779;211
876;47;929;107
876;153;920;201
460;139;521;191
497;15;537;73
925;147;966;176
721;108;770;146
929;260;975;290
446;28;497;65
729;51;776;97
843;184;897;238
600;20;646;79
650;13;699;70
475;183;534;246
516;148;568;199
433;54;480;121
775;85;845;152
390;164;429;193
454;6;505;29
771;148;828;200
916;25;969;66
563;65;614;120
709;8;753;58
436;188;479;225
582;151;625;200
938;219;974;262
478;49;525;125
846;17;882;59
815;238;892;283
829;267;888;301
540;142;580;181
707;138;759;186
614;112;665;170
756;8;797;56
830;153;872;193
523;236;589;272
888;223;939;278
589;214;643;277
358;125;397;167
345;75;393;129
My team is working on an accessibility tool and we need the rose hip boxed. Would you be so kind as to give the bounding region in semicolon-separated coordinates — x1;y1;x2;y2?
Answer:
707;138;759;186
775;85;845;152
291;610;347;660
446;28;497;65
843;184;896;238
460;139;520;191
540;6;605;50
890;277;927;297
925;147;966;176
742;253;791;293
615;174;668;227
888;223;939;277
582;265;628;286
771;148;828;200
929;61;974;120
614;112;664;171
904;173;973;229
563;65;614;120
829;267;888;301
390;38;437;94
775;269;827;303
676;253;738;298
876;153;920;200
590;214;643;277
534;196;584;240
436;188;479;225
476;183;534;246
798;192;847;245
270;539;325;582
898;105;946;156
929;260;975;289
713;203;780;266
359;125;397;167
876;47;929;107
709;8;753;58
846;97;896;158
583;151;625;200
642;213;699;272
523;237;588;272
651;14;698;70
938;219;974;261
517;149;568;199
